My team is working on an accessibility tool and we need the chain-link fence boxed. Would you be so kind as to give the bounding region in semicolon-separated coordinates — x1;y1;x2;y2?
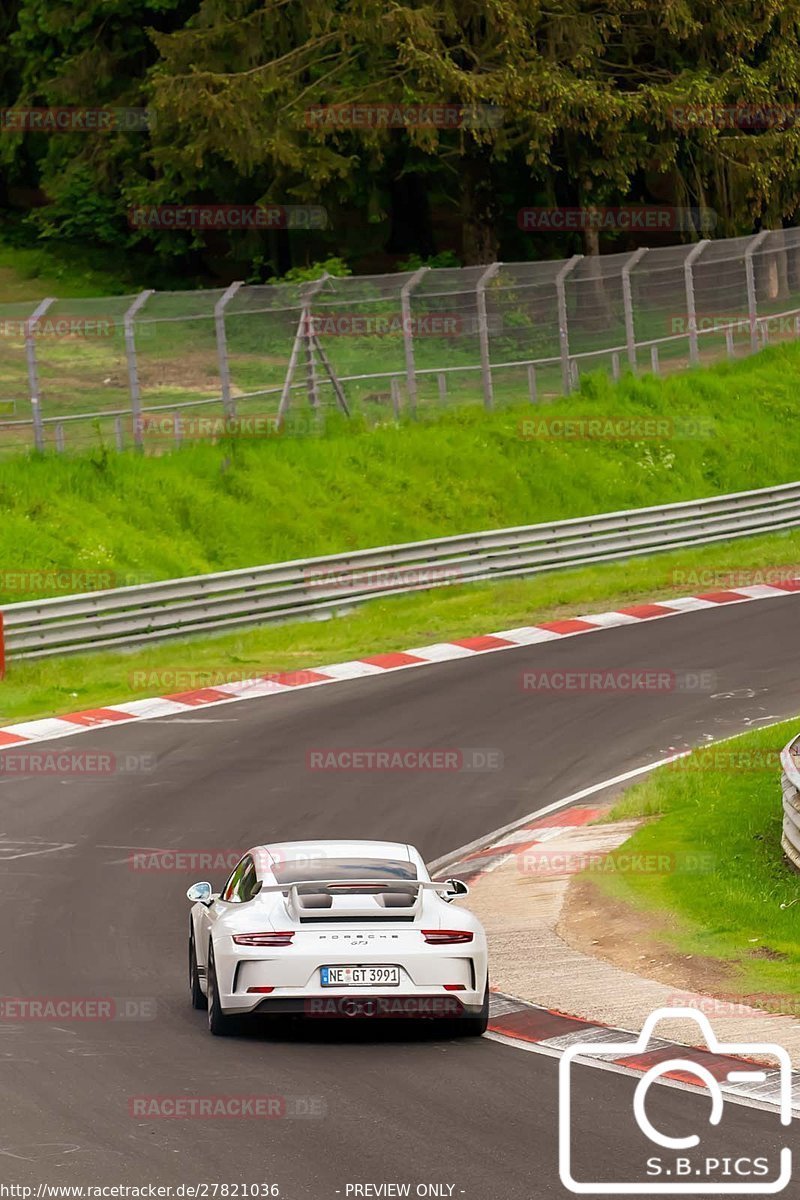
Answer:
2;229;800;455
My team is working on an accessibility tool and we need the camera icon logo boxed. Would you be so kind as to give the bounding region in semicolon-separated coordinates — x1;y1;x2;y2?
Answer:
558;1006;792;1194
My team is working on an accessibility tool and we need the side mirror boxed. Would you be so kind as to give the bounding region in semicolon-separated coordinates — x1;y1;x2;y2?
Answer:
186;881;213;904
445;878;469;901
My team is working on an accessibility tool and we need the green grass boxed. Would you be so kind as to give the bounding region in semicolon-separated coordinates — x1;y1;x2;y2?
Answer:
595;721;800;1002
0;337;800;600
0;525;798;726
0;302;798;728
0;242;142;303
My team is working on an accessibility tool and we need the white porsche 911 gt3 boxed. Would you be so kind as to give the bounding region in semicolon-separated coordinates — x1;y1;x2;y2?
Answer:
186;839;489;1036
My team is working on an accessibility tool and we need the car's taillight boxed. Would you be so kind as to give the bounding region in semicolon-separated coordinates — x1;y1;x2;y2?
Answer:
422;930;473;944
233;932;295;947
443;984;466;991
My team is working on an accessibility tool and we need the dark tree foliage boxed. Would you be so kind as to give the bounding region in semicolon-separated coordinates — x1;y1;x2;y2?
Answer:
2;0;800;277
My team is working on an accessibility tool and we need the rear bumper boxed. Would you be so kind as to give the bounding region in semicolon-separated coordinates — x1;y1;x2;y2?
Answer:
249;993;483;1019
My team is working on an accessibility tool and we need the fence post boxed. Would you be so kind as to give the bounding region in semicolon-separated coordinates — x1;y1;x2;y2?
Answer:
527;364;537;404
744;230;769;353
555;256;582;393
476;262;500;410
684;240;709;366
390;377;401;418
25;297;55;452
400;267;429;417
621;247;647;370
124;290;154;448
214;281;243;420
301;275;330;413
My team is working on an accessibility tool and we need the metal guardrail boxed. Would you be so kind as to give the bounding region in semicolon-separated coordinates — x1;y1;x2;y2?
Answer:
3;479;800;661
781;734;800;870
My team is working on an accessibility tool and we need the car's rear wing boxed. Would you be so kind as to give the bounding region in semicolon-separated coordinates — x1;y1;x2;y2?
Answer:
256;878;455;920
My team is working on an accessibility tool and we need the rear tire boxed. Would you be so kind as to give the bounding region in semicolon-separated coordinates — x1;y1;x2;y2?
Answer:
189;926;205;1010
206;944;235;1036
446;978;489;1037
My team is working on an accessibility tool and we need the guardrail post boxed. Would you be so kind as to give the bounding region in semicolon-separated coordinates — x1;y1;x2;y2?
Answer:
621;248;647;370
684;240;709;365
555;256;582;393
124;290;154;448
214;281;243;419
476;262;500;410
744;231;769;353
400;267;429;417
25;298;55;452
780;734;800;870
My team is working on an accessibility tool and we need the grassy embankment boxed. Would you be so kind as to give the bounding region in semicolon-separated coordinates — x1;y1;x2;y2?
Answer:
0;334;797;720
592;722;800;1005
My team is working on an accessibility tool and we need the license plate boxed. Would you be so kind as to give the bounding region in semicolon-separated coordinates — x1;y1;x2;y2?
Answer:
320;965;400;987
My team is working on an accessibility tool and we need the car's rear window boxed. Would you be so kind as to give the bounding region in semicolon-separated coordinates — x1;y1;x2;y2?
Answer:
271;856;417;884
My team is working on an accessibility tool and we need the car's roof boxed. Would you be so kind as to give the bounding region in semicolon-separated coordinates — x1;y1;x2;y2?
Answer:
255;839;412;861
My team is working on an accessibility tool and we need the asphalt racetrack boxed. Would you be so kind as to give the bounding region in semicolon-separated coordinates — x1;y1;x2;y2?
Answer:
1;595;797;1198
